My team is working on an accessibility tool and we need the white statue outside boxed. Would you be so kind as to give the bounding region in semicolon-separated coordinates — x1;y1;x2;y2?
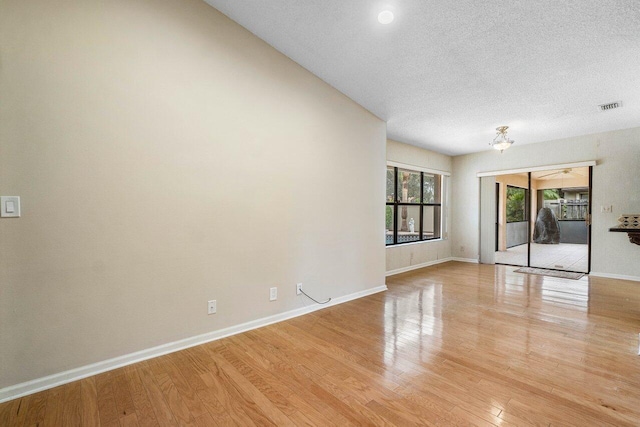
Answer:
409;218;415;233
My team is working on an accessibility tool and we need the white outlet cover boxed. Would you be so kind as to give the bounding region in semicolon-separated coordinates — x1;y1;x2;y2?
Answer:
1;196;20;218
269;287;277;301
208;300;217;314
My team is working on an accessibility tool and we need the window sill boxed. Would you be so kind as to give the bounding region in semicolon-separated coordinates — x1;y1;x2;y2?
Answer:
386;238;446;248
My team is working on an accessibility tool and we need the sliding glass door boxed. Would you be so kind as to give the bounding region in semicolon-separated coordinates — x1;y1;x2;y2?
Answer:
490;167;591;273
494;174;529;267
529;167;590;273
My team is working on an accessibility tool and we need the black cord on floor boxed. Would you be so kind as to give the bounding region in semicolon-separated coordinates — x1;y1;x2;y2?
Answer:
299;288;331;304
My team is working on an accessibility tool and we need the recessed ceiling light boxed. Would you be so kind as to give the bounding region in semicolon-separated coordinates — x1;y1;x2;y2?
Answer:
378;10;394;25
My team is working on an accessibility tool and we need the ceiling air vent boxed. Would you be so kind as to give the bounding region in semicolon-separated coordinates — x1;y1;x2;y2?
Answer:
598;101;622;111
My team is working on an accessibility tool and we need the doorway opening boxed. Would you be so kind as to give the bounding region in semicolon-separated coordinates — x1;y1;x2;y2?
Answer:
494;166;591;273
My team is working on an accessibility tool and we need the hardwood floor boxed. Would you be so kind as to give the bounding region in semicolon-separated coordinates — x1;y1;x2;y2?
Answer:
2;261;640;426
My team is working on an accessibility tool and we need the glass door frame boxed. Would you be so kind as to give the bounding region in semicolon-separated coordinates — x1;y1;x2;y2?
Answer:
493;166;592;273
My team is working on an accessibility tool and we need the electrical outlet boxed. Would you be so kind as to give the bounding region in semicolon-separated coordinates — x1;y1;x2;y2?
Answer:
207;300;217;315
601;205;613;213
269;287;277;301
296;283;302;295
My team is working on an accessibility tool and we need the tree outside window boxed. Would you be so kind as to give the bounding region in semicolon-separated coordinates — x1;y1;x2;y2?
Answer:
506;186;527;222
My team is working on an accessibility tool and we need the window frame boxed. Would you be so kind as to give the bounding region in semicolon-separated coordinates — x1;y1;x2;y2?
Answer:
386;166;443;246
505;185;529;223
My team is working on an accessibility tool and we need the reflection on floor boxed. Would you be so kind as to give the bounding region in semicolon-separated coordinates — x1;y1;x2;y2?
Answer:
496;242;588;272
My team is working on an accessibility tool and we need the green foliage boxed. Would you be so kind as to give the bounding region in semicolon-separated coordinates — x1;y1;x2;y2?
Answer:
388;169;440;204
386;206;393;229
543;189;560;200
506;187;526;222
423;175;436;203
399;171;421;202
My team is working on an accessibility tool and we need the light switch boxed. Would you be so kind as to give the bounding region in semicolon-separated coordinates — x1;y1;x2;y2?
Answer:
1;196;21;218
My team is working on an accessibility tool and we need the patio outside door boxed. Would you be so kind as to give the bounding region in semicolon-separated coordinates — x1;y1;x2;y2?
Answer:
492;166;592;274
529;167;591;273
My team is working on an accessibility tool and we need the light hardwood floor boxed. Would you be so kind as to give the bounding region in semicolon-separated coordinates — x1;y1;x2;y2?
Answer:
2;262;640;426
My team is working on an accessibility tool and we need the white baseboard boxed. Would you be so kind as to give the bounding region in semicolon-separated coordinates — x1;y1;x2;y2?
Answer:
449;257;479;264
589;271;640;282
0;285;387;404
386;257;449;276
385;256;480;277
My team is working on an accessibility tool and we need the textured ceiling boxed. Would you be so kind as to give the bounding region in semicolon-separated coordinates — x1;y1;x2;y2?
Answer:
203;0;640;155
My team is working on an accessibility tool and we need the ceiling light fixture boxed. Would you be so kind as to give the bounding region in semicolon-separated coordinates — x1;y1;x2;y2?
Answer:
378;10;394;24
490;126;514;153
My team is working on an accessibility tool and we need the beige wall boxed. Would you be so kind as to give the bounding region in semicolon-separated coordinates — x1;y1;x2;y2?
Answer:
0;0;386;389
495;174;528;188
452;127;640;278
386;140;452;273
535;176;588;190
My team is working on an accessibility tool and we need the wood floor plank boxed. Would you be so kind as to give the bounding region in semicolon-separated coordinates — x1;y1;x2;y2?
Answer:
137;363;178;427
154;371;197;426
449;405;510;427
95;372;121;427
193;411;220;427
339;395;396;427
194;384;236;427
197;357;259;427
234;332;357;426
61;381;82;426
123;365;161;427
157;359;206;419
0;399;12;426
215;344;296;410
22;390;47;427
112;372;137;420
43;386;64;426
207;351;294;426
2;396;26;427
209;356;282;426
80;377;100;427
120;412;141;427
3;262;640;426
365;399;434;426
220;336;329;426
171;351;210;394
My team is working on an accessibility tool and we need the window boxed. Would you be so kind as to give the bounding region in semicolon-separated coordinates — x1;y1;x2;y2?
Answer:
386;166;443;245
506;186;528;222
